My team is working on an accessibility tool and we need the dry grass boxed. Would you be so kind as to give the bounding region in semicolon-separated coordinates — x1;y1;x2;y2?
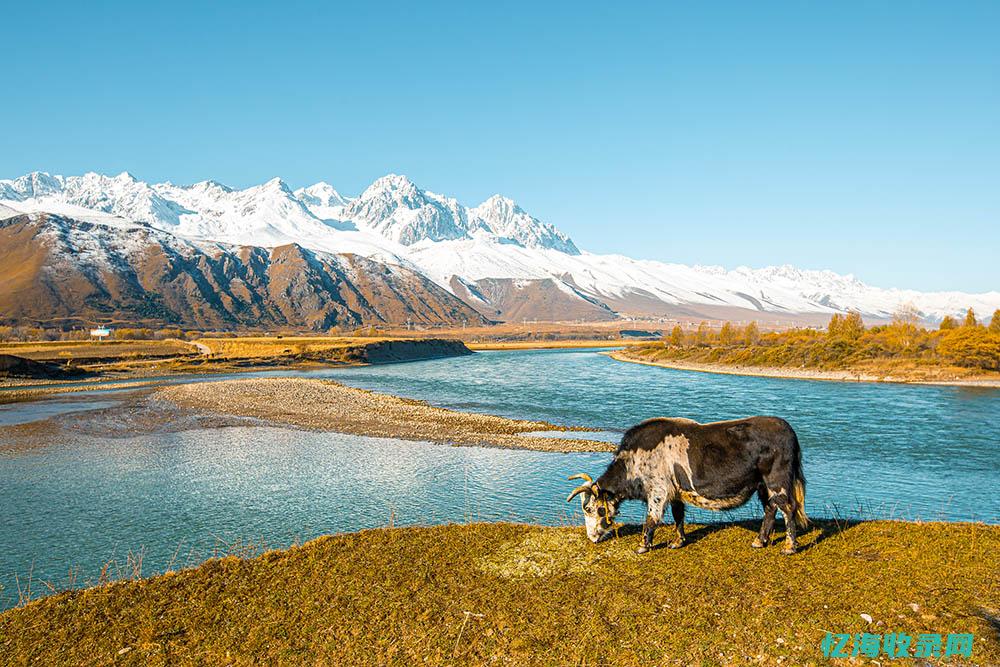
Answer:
198;336;636;356
0;339;194;362
195;336;388;359
0;521;996;666
0;333;632;373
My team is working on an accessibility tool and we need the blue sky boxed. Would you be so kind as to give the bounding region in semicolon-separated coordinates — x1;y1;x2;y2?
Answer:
4;2;998;292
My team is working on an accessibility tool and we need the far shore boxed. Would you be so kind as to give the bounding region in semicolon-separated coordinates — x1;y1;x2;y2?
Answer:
467;340;630;350
609;350;1000;388
0;338;633;402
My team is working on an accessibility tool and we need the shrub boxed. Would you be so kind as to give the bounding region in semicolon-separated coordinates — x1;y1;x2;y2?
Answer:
938;328;1000;370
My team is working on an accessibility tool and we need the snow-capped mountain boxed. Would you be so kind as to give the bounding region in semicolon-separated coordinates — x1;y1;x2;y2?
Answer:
0;210;486;330
2;170;997;325
469;195;578;255
293;182;352;221
342;174;470;245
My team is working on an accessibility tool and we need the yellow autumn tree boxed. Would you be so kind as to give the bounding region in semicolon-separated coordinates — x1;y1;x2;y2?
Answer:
989;309;1000;333
841;311;865;340
695;321;709;345
939;327;1000;370
719;322;737;345
669;325;684;346
889;304;921;350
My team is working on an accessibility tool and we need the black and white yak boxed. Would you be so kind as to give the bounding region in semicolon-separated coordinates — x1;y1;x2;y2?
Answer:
567;416;808;555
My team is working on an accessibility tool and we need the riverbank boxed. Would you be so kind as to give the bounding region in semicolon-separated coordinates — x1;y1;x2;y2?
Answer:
158;378;612;452
0;338;474;403
467;340;629;350
1;521;996;665
609;350;1000;388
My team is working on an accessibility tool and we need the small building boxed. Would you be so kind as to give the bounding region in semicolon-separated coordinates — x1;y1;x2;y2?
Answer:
90;327;112;340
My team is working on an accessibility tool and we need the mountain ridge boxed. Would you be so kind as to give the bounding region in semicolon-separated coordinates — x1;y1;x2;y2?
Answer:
2;170;997;324
0;212;488;330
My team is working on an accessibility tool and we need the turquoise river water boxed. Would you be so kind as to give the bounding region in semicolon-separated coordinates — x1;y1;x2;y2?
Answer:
0;348;997;608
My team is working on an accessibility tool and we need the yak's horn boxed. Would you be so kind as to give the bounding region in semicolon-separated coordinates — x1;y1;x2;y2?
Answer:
565;473;594;503
566;475;599;503
566;484;593;503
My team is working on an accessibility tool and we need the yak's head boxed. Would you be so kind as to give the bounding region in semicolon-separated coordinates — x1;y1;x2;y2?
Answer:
566;473;619;542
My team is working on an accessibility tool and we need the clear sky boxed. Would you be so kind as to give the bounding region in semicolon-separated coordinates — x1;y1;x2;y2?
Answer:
4;2;998;292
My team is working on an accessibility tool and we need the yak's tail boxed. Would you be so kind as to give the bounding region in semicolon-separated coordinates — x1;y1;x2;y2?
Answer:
791;432;809;530
793;477;808;529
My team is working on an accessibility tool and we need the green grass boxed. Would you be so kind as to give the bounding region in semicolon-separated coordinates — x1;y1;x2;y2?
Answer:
1;521;997;665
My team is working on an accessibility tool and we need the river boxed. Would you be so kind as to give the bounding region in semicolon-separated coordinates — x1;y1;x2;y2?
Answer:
1;348;997;609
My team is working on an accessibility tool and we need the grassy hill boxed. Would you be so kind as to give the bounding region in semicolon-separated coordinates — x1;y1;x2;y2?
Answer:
1;521;996;665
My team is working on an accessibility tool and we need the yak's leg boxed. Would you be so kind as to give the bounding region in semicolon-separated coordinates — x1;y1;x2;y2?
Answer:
636;515;657;554
753;486;777;548
668;501;686;549
636;495;667;554
761;461;799;554
778;494;799;555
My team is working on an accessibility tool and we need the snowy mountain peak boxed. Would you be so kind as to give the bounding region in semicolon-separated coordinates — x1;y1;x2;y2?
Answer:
481;193;518;210
343;174;579;252
0;171;63;199
188;180;234;194
3;168;997;323
345;174;469;245
470;195;580;255
294;182;350;208
260;177;292;194
367;173;419;194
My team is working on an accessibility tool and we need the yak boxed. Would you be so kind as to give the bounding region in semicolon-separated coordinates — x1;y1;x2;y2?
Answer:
567;416;808;555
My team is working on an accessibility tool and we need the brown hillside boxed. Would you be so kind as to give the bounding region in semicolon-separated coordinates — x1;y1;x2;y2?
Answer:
0;213;489;330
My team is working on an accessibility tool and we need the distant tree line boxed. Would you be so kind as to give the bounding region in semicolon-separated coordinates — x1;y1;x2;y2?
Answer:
0;326;199;343
640;307;1000;372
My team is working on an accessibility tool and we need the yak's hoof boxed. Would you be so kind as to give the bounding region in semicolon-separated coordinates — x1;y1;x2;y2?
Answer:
751;538;767;548
668;539;685;549
781;545;798;556
635;544;651;555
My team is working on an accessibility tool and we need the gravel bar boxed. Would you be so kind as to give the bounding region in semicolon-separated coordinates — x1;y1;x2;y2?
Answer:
159;378;614;452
